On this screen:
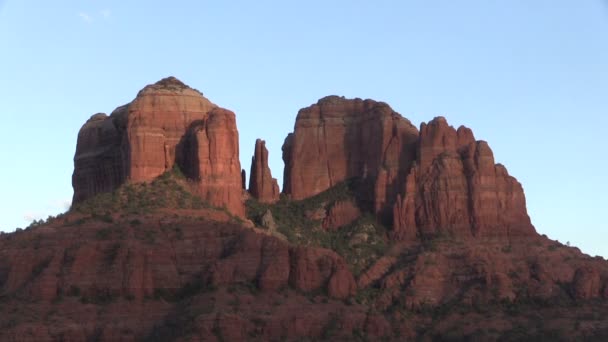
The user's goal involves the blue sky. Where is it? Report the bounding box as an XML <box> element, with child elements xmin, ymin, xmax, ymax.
<box><xmin>0</xmin><ymin>1</ymin><xmax>606</xmax><ymax>257</ymax></box>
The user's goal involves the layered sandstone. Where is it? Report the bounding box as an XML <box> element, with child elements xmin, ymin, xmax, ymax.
<box><xmin>71</xmin><ymin>113</ymin><xmax>126</xmax><ymax>203</ymax></box>
<box><xmin>2</xmin><ymin>210</ymin><xmax>607</xmax><ymax>341</ymax></box>
<box><xmin>126</xmin><ymin>76</ymin><xmax>217</xmax><ymax>181</ymax></box>
<box><xmin>9</xmin><ymin>87</ymin><xmax>608</xmax><ymax>341</ymax></box>
<box><xmin>248</xmin><ymin>139</ymin><xmax>280</xmax><ymax>203</ymax></box>
<box><xmin>282</xmin><ymin>96</ymin><xmax>419</xmax><ymax>218</ymax></box>
<box><xmin>281</xmin><ymin>97</ymin><xmax>534</xmax><ymax>239</ymax></box>
<box><xmin>392</xmin><ymin>117</ymin><xmax>534</xmax><ymax>239</ymax></box>
<box><xmin>72</xmin><ymin>77</ymin><xmax>244</xmax><ymax>216</ymax></box>
<box><xmin>572</xmin><ymin>266</ymin><xmax>603</xmax><ymax>299</ymax></box>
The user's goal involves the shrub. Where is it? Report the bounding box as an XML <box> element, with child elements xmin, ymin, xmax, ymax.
<box><xmin>95</xmin><ymin>228</ymin><xmax>112</xmax><ymax>240</ymax></box>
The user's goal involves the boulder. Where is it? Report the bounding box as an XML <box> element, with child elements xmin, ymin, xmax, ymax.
<box><xmin>322</xmin><ymin>200</ymin><xmax>361</xmax><ymax>230</ymax></box>
<box><xmin>288</xmin><ymin>246</ymin><xmax>356</xmax><ymax>299</ymax></box>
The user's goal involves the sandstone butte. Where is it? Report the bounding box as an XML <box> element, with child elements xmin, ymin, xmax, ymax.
<box><xmin>0</xmin><ymin>77</ymin><xmax>607</xmax><ymax>341</ymax></box>
<box><xmin>282</xmin><ymin>96</ymin><xmax>533</xmax><ymax>240</ymax></box>
<box><xmin>72</xmin><ymin>77</ymin><xmax>244</xmax><ymax>217</ymax></box>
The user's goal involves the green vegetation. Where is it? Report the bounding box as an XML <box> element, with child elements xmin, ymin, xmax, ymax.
<box><xmin>330</xmin><ymin>214</ymin><xmax>387</xmax><ymax>275</ymax></box>
<box><xmin>104</xmin><ymin>243</ymin><xmax>121</xmax><ymax>266</ymax></box>
<box><xmin>30</xmin><ymin>257</ymin><xmax>52</xmax><ymax>280</ymax></box>
<box><xmin>80</xmin><ymin>288</ymin><xmax>118</xmax><ymax>305</ymax></box>
<box><xmin>246</xmin><ymin>179</ymin><xmax>388</xmax><ymax>276</ymax></box>
<box><xmin>72</xmin><ymin>165</ymin><xmax>212</xmax><ymax>217</ymax></box>
<box><xmin>321</xmin><ymin>313</ymin><xmax>341</xmax><ymax>339</ymax></box>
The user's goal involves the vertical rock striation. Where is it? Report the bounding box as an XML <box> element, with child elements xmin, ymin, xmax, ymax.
<box><xmin>282</xmin><ymin>98</ymin><xmax>535</xmax><ymax>240</ymax></box>
<box><xmin>392</xmin><ymin>117</ymin><xmax>534</xmax><ymax>239</ymax></box>
<box><xmin>281</xmin><ymin>96</ymin><xmax>419</xmax><ymax>218</ymax></box>
<box><xmin>248</xmin><ymin>139</ymin><xmax>280</xmax><ymax>203</ymax></box>
<box><xmin>72</xmin><ymin>77</ymin><xmax>245</xmax><ymax>216</ymax></box>
<box><xmin>72</xmin><ymin>112</ymin><xmax>127</xmax><ymax>204</ymax></box>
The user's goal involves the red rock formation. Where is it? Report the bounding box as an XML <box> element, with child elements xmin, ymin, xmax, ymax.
<box><xmin>289</xmin><ymin>246</ymin><xmax>356</xmax><ymax>299</ymax></box>
<box><xmin>572</xmin><ymin>266</ymin><xmax>602</xmax><ymax>299</ymax></box>
<box><xmin>322</xmin><ymin>200</ymin><xmax>361</xmax><ymax>230</ymax></box>
<box><xmin>248</xmin><ymin>139</ymin><xmax>280</xmax><ymax>203</ymax></box>
<box><xmin>392</xmin><ymin>117</ymin><xmax>535</xmax><ymax>239</ymax></box>
<box><xmin>392</xmin><ymin>168</ymin><xmax>418</xmax><ymax>240</ymax></box>
<box><xmin>72</xmin><ymin>77</ymin><xmax>245</xmax><ymax>216</ymax></box>
<box><xmin>126</xmin><ymin>77</ymin><xmax>217</xmax><ymax>181</ymax></box>
<box><xmin>187</xmin><ymin>108</ymin><xmax>245</xmax><ymax>216</ymax></box>
<box><xmin>282</xmin><ymin>96</ymin><xmax>419</xmax><ymax>218</ymax></box>
<box><xmin>241</xmin><ymin>169</ymin><xmax>247</xmax><ymax>190</ymax></box>
<box><xmin>0</xmin><ymin>212</ymin><xmax>363</xmax><ymax>337</ymax></box>
<box><xmin>283</xmin><ymin>98</ymin><xmax>534</xmax><ymax>239</ymax></box>
<box><xmin>71</xmin><ymin>113</ymin><xmax>126</xmax><ymax>204</ymax></box>
<box><xmin>357</xmin><ymin>255</ymin><xmax>399</xmax><ymax>288</ymax></box>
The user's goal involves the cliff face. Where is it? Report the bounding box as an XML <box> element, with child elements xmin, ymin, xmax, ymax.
<box><xmin>281</xmin><ymin>96</ymin><xmax>419</xmax><ymax>218</ymax></box>
<box><xmin>0</xmin><ymin>211</ymin><xmax>359</xmax><ymax>341</ymax></box>
<box><xmin>392</xmin><ymin>117</ymin><xmax>534</xmax><ymax>240</ymax></box>
<box><xmin>51</xmin><ymin>81</ymin><xmax>608</xmax><ymax>341</ymax></box>
<box><xmin>71</xmin><ymin>112</ymin><xmax>127</xmax><ymax>203</ymax></box>
<box><xmin>248</xmin><ymin>139</ymin><xmax>280</xmax><ymax>203</ymax></box>
<box><xmin>1</xmin><ymin>206</ymin><xmax>607</xmax><ymax>341</ymax></box>
<box><xmin>72</xmin><ymin>77</ymin><xmax>244</xmax><ymax>216</ymax></box>
<box><xmin>282</xmin><ymin>99</ymin><xmax>534</xmax><ymax>240</ymax></box>
<box><xmin>125</xmin><ymin>76</ymin><xmax>217</xmax><ymax>182</ymax></box>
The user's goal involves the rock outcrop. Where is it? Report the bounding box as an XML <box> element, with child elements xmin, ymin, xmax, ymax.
<box><xmin>183</xmin><ymin>108</ymin><xmax>244</xmax><ymax>216</ymax></box>
<box><xmin>289</xmin><ymin>246</ymin><xmax>357</xmax><ymax>299</ymax></box>
<box><xmin>126</xmin><ymin>76</ymin><xmax>218</xmax><ymax>181</ymax></box>
<box><xmin>282</xmin><ymin>96</ymin><xmax>419</xmax><ymax>218</ymax></box>
<box><xmin>71</xmin><ymin>113</ymin><xmax>126</xmax><ymax>203</ymax></box>
<box><xmin>248</xmin><ymin>139</ymin><xmax>280</xmax><ymax>203</ymax></box>
<box><xmin>72</xmin><ymin>77</ymin><xmax>244</xmax><ymax>216</ymax></box>
<box><xmin>572</xmin><ymin>266</ymin><xmax>602</xmax><ymax>299</ymax></box>
<box><xmin>281</xmin><ymin>97</ymin><xmax>534</xmax><ymax>240</ymax></box>
<box><xmin>8</xmin><ymin>83</ymin><xmax>608</xmax><ymax>341</ymax></box>
<box><xmin>392</xmin><ymin>117</ymin><xmax>534</xmax><ymax>239</ymax></box>
<box><xmin>322</xmin><ymin>200</ymin><xmax>361</xmax><ymax>230</ymax></box>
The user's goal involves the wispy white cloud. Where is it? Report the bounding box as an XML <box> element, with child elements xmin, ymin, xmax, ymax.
<box><xmin>78</xmin><ymin>12</ymin><xmax>92</xmax><ymax>23</ymax></box>
<box><xmin>100</xmin><ymin>9</ymin><xmax>111</xmax><ymax>19</ymax></box>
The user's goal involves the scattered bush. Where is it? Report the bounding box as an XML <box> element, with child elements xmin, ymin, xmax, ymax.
<box><xmin>72</xmin><ymin>165</ymin><xmax>213</xmax><ymax>218</ymax></box>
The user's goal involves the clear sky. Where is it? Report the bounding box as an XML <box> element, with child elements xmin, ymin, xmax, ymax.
<box><xmin>0</xmin><ymin>1</ymin><xmax>606</xmax><ymax>257</ymax></box>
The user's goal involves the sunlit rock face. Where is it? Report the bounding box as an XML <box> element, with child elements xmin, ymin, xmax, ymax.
<box><xmin>282</xmin><ymin>96</ymin><xmax>419</xmax><ymax>219</ymax></box>
<box><xmin>72</xmin><ymin>77</ymin><xmax>244</xmax><ymax>216</ymax></box>
<box><xmin>392</xmin><ymin>117</ymin><xmax>535</xmax><ymax>240</ymax></box>
<box><xmin>282</xmin><ymin>97</ymin><xmax>534</xmax><ymax>240</ymax></box>
<box><xmin>248</xmin><ymin>139</ymin><xmax>280</xmax><ymax>203</ymax></box>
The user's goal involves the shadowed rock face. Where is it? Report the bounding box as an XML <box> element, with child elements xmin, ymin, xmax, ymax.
<box><xmin>71</xmin><ymin>112</ymin><xmax>127</xmax><ymax>203</ymax></box>
<box><xmin>72</xmin><ymin>77</ymin><xmax>244</xmax><ymax>216</ymax></box>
